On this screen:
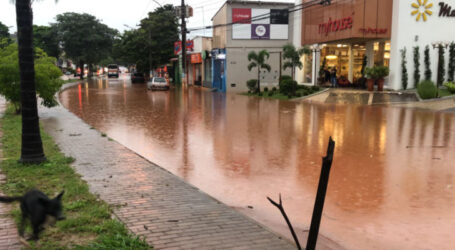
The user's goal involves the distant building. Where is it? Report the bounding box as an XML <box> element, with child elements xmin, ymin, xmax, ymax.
<box><xmin>186</xmin><ymin>36</ymin><xmax>213</xmax><ymax>88</ymax></box>
<box><xmin>211</xmin><ymin>0</ymin><xmax>295</xmax><ymax>92</ymax></box>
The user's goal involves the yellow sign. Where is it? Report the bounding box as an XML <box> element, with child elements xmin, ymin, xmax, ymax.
<box><xmin>411</xmin><ymin>0</ymin><xmax>433</xmax><ymax>21</ymax></box>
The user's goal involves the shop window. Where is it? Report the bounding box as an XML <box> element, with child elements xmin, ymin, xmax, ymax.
<box><xmin>302</xmin><ymin>53</ymin><xmax>313</xmax><ymax>84</ymax></box>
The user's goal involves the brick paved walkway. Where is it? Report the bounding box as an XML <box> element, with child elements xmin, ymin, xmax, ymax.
<box><xmin>0</xmin><ymin>98</ymin><xmax>22</xmax><ymax>250</ymax></box>
<box><xmin>39</xmin><ymin>101</ymin><xmax>295</xmax><ymax>249</ymax></box>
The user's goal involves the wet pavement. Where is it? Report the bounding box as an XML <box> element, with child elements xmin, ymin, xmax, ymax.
<box><xmin>59</xmin><ymin>76</ymin><xmax>455</xmax><ymax>250</ymax></box>
<box><xmin>323</xmin><ymin>90</ymin><xmax>419</xmax><ymax>105</ymax></box>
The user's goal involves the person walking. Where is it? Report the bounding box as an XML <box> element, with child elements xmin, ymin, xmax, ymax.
<box><xmin>330</xmin><ymin>67</ymin><xmax>337</xmax><ymax>88</ymax></box>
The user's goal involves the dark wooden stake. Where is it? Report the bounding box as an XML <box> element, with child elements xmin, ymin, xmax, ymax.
<box><xmin>306</xmin><ymin>137</ymin><xmax>336</xmax><ymax>250</ymax></box>
<box><xmin>267</xmin><ymin>194</ymin><xmax>301</xmax><ymax>250</ymax></box>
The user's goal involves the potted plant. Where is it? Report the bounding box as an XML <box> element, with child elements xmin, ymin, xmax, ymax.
<box><xmin>365</xmin><ymin>67</ymin><xmax>376</xmax><ymax>91</ymax></box>
<box><xmin>375</xmin><ymin>66</ymin><xmax>390</xmax><ymax>91</ymax></box>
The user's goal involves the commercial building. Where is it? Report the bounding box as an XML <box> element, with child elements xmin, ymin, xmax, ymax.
<box><xmin>187</xmin><ymin>36</ymin><xmax>213</xmax><ymax>88</ymax></box>
<box><xmin>294</xmin><ymin>0</ymin><xmax>455</xmax><ymax>90</ymax></box>
<box><xmin>211</xmin><ymin>0</ymin><xmax>295</xmax><ymax>92</ymax></box>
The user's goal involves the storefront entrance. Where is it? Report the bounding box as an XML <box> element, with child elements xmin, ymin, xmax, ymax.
<box><xmin>319</xmin><ymin>41</ymin><xmax>390</xmax><ymax>87</ymax></box>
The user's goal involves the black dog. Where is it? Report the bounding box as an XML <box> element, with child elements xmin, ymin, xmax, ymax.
<box><xmin>0</xmin><ymin>189</ymin><xmax>65</xmax><ymax>240</ymax></box>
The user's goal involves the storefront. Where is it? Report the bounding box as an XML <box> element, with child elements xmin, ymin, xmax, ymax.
<box><xmin>299</xmin><ymin>0</ymin><xmax>393</xmax><ymax>87</ymax></box>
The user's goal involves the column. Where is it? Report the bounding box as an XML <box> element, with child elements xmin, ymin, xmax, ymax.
<box><xmin>366</xmin><ymin>42</ymin><xmax>375</xmax><ymax>67</ymax></box>
<box><xmin>348</xmin><ymin>45</ymin><xmax>353</xmax><ymax>82</ymax></box>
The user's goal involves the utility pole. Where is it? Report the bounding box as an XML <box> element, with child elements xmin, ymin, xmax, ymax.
<box><xmin>181</xmin><ymin>0</ymin><xmax>186</xmax><ymax>84</ymax></box>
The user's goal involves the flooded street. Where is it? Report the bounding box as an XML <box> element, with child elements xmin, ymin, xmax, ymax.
<box><xmin>60</xmin><ymin>76</ymin><xmax>455</xmax><ymax>250</ymax></box>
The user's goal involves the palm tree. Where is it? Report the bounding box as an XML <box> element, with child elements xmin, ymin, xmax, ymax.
<box><xmin>11</xmin><ymin>0</ymin><xmax>57</xmax><ymax>163</ymax></box>
<box><xmin>282</xmin><ymin>44</ymin><xmax>310</xmax><ymax>80</ymax></box>
<box><xmin>247</xmin><ymin>50</ymin><xmax>271</xmax><ymax>92</ymax></box>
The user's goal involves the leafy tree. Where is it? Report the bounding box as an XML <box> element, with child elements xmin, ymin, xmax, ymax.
<box><xmin>33</xmin><ymin>25</ymin><xmax>60</xmax><ymax>58</ymax></box>
<box><xmin>424</xmin><ymin>45</ymin><xmax>432</xmax><ymax>80</ymax></box>
<box><xmin>0</xmin><ymin>43</ymin><xmax>62</xmax><ymax>112</ymax></box>
<box><xmin>55</xmin><ymin>12</ymin><xmax>117</xmax><ymax>79</ymax></box>
<box><xmin>10</xmin><ymin>0</ymin><xmax>59</xmax><ymax>163</ymax></box>
<box><xmin>247</xmin><ymin>50</ymin><xmax>271</xmax><ymax>92</ymax></box>
<box><xmin>282</xmin><ymin>43</ymin><xmax>310</xmax><ymax>80</ymax></box>
<box><xmin>139</xmin><ymin>4</ymin><xmax>179</xmax><ymax>73</ymax></box>
<box><xmin>115</xmin><ymin>28</ymin><xmax>150</xmax><ymax>73</ymax></box>
<box><xmin>0</xmin><ymin>21</ymin><xmax>11</xmax><ymax>43</ymax></box>
<box><xmin>413</xmin><ymin>46</ymin><xmax>420</xmax><ymax>87</ymax></box>
<box><xmin>448</xmin><ymin>42</ymin><xmax>455</xmax><ymax>82</ymax></box>
<box><xmin>437</xmin><ymin>44</ymin><xmax>446</xmax><ymax>88</ymax></box>
<box><xmin>400</xmin><ymin>48</ymin><xmax>408</xmax><ymax>90</ymax></box>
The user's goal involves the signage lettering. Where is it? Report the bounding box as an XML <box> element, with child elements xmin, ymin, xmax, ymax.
<box><xmin>359</xmin><ymin>28</ymin><xmax>388</xmax><ymax>34</ymax></box>
<box><xmin>318</xmin><ymin>17</ymin><xmax>353</xmax><ymax>36</ymax></box>
<box><xmin>439</xmin><ymin>2</ymin><xmax>455</xmax><ymax>17</ymax></box>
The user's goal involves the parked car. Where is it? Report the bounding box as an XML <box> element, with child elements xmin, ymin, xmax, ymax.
<box><xmin>107</xmin><ymin>64</ymin><xmax>119</xmax><ymax>78</ymax></box>
<box><xmin>131</xmin><ymin>72</ymin><xmax>146</xmax><ymax>83</ymax></box>
<box><xmin>147</xmin><ymin>77</ymin><xmax>169</xmax><ymax>90</ymax></box>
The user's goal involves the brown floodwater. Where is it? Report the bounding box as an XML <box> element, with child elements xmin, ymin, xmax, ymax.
<box><xmin>60</xmin><ymin>76</ymin><xmax>455</xmax><ymax>250</ymax></box>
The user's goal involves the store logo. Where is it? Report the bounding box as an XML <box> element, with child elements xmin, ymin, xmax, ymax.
<box><xmin>411</xmin><ymin>0</ymin><xmax>433</xmax><ymax>22</ymax></box>
<box><xmin>439</xmin><ymin>2</ymin><xmax>455</xmax><ymax>17</ymax></box>
<box><xmin>318</xmin><ymin>17</ymin><xmax>353</xmax><ymax>36</ymax></box>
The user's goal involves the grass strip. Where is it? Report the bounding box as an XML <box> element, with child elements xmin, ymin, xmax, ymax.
<box><xmin>0</xmin><ymin>106</ymin><xmax>151</xmax><ymax>249</ymax></box>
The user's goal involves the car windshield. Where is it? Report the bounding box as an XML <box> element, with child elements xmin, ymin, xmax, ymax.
<box><xmin>154</xmin><ymin>78</ymin><xmax>166</xmax><ymax>82</ymax></box>
<box><xmin>108</xmin><ymin>65</ymin><xmax>118</xmax><ymax>69</ymax></box>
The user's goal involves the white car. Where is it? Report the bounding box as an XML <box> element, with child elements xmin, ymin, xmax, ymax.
<box><xmin>147</xmin><ymin>77</ymin><xmax>169</xmax><ymax>90</ymax></box>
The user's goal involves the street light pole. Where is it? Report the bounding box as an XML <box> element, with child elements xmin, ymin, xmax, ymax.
<box><xmin>181</xmin><ymin>0</ymin><xmax>186</xmax><ymax>84</ymax></box>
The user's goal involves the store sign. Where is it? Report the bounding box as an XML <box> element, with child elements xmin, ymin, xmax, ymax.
<box><xmin>359</xmin><ymin>28</ymin><xmax>388</xmax><ymax>34</ymax></box>
<box><xmin>174</xmin><ymin>40</ymin><xmax>194</xmax><ymax>55</ymax></box>
<box><xmin>318</xmin><ymin>17</ymin><xmax>353</xmax><ymax>36</ymax></box>
<box><xmin>411</xmin><ymin>0</ymin><xmax>433</xmax><ymax>21</ymax></box>
<box><xmin>439</xmin><ymin>2</ymin><xmax>455</xmax><ymax>17</ymax></box>
<box><xmin>232</xmin><ymin>8</ymin><xmax>289</xmax><ymax>40</ymax></box>
<box><xmin>252</xmin><ymin>24</ymin><xmax>270</xmax><ymax>39</ymax></box>
<box><xmin>232</xmin><ymin>8</ymin><xmax>251</xmax><ymax>23</ymax></box>
<box><xmin>191</xmin><ymin>53</ymin><xmax>202</xmax><ymax>64</ymax></box>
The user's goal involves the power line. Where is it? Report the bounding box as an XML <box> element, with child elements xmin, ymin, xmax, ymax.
<box><xmin>187</xmin><ymin>0</ymin><xmax>329</xmax><ymax>32</ymax></box>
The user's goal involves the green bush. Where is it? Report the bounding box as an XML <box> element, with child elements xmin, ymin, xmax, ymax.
<box><xmin>311</xmin><ymin>86</ymin><xmax>320</xmax><ymax>92</ymax></box>
<box><xmin>280</xmin><ymin>75</ymin><xmax>292</xmax><ymax>83</ymax></box>
<box><xmin>272</xmin><ymin>87</ymin><xmax>277</xmax><ymax>92</ymax></box>
<box><xmin>267</xmin><ymin>91</ymin><xmax>273</xmax><ymax>97</ymax></box>
<box><xmin>246</xmin><ymin>79</ymin><xmax>258</xmax><ymax>92</ymax></box>
<box><xmin>263</xmin><ymin>87</ymin><xmax>269</xmax><ymax>92</ymax></box>
<box><xmin>0</xmin><ymin>43</ymin><xmax>63</xmax><ymax>112</ymax></box>
<box><xmin>444</xmin><ymin>82</ymin><xmax>455</xmax><ymax>93</ymax></box>
<box><xmin>418</xmin><ymin>80</ymin><xmax>438</xmax><ymax>99</ymax></box>
<box><xmin>279</xmin><ymin>79</ymin><xmax>298</xmax><ymax>96</ymax></box>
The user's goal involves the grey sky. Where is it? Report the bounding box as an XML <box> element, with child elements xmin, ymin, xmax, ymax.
<box><xmin>0</xmin><ymin>0</ymin><xmax>292</xmax><ymax>38</ymax></box>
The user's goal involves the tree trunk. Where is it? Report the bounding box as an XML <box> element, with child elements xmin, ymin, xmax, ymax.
<box><xmin>79</xmin><ymin>60</ymin><xmax>84</xmax><ymax>80</ymax></box>
<box><xmin>16</xmin><ymin>0</ymin><xmax>46</xmax><ymax>164</ymax></box>
<box><xmin>257</xmin><ymin>67</ymin><xmax>261</xmax><ymax>92</ymax></box>
<box><xmin>292</xmin><ymin>67</ymin><xmax>295</xmax><ymax>81</ymax></box>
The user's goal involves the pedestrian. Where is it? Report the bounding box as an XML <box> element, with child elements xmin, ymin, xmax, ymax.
<box><xmin>330</xmin><ymin>67</ymin><xmax>337</xmax><ymax>87</ymax></box>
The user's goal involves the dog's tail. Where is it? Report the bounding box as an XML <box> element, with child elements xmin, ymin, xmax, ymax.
<box><xmin>0</xmin><ymin>196</ymin><xmax>22</xmax><ymax>203</ymax></box>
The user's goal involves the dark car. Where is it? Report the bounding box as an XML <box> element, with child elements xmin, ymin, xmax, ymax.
<box><xmin>131</xmin><ymin>72</ymin><xmax>145</xmax><ymax>83</ymax></box>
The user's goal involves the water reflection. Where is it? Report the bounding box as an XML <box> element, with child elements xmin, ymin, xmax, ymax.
<box><xmin>60</xmin><ymin>77</ymin><xmax>455</xmax><ymax>249</ymax></box>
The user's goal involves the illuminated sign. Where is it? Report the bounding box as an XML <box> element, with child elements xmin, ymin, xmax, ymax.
<box><xmin>318</xmin><ymin>17</ymin><xmax>353</xmax><ymax>36</ymax></box>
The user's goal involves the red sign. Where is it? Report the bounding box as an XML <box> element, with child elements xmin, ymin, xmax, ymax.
<box><xmin>359</xmin><ymin>28</ymin><xmax>387</xmax><ymax>35</ymax></box>
<box><xmin>174</xmin><ymin>40</ymin><xmax>194</xmax><ymax>55</ymax></box>
<box><xmin>232</xmin><ymin>8</ymin><xmax>251</xmax><ymax>24</ymax></box>
<box><xmin>191</xmin><ymin>54</ymin><xmax>202</xmax><ymax>64</ymax></box>
<box><xmin>318</xmin><ymin>17</ymin><xmax>353</xmax><ymax>36</ymax></box>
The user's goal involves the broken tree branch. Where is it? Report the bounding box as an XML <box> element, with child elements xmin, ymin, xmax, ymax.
<box><xmin>267</xmin><ymin>193</ymin><xmax>302</xmax><ymax>250</ymax></box>
<box><xmin>306</xmin><ymin>136</ymin><xmax>336</xmax><ymax>250</ymax></box>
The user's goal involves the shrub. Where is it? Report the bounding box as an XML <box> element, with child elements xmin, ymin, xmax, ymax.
<box><xmin>297</xmin><ymin>85</ymin><xmax>309</xmax><ymax>90</ymax></box>
<box><xmin>296</xmin><ymin>93</ymin><xmax>302</xmax><ymax>97</ymax></box>
<box><xmin>280</xmin><ymin>75</ymin><xmax>292</xmax><ymax>83</ymax></box>
<box><xmin>418</xmin><ymin>80</ymin><xmax>438</xmax><ymax>99</ymax></box>
<box><xmin>279</xmin><ymin>79</ymin><xmax>298</xmax><ymax>96</ymax></box>
<box><xmin>268</xmin><ymin>91</ymin><xmax>274</xmax><ymax>97</ymax></box>
<box><xmin>401</xmin><ymin>47</ymin><xmax>408</xmax><ymax>90</ymax></box>
<box><xmin>311</xmin><ymin>86</ymin><xmax>320</xmax><ymax>92</ymax></box>
<box><xmin>264</xmin><ymin>87</ymin><xmax>269</xmax><ymax>92</ymax></box>
<box><xmin>444</xmin><ymin>82</ymin><xmax>455</xmax><ymax>93</ymax></box>
<box><xmin>272</xmin><ymin>87</ymin><xmax>277</xmax><ymax>92</ymax></box>
<box><xmin>258</xmin><ymin>92</ymin><xmax>263</xmax><ymax>97</ymax></box>
<box><xmin>246</xmin><ymin>79</ymin><xmax>257</xmax><ymax>92</ymax></box>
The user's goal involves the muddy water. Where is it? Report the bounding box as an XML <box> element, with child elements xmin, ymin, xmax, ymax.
<box><xmin>60</xmin><ymin>77</ymin><xmax>455</xmax><ymax>250</ymax></box>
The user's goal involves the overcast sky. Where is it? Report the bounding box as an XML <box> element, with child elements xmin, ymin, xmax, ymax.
<box><xmin>0</xmin><ymin>0</ymin><xmax>293</xmax><ymax>38</ymax></box>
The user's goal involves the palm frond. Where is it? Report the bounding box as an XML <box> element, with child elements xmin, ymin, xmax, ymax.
<box><xmin>283</xmin><ymin>62</ymin><xmax>293</xmax><ymax>70</ymax></box>
<box><xmin>261</xmin><ymin>63</ymin><xmax>271</xmax><ymax>72</ymax></box>
<box><xmin>259</xmin><ymin>50</ymin><xmax>270</xmax><ymax>60</ymax></box>
<box><xmin>248</xmin><ymin>62</ymin><xmax>257</xmax><ymax>71</ymax></box>
<box><xmin>248</xmin><ymin>51</ymin><xmax>258</xmax><ymax>62</ymax></box>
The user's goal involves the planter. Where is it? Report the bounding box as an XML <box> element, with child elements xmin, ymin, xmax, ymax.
<box><xmin>377</xmin><ymin>78</ymin><xmax>384</xmax><ymax>91</ymax></box>
<box><xmin>367</xmin><ymin>79</ymin><xmax>375</xmax><ymax>91</ymax></box>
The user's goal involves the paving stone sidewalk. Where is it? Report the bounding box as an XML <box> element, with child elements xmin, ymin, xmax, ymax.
<box><xmin>0</xmin><ymin>98</ymin><xmax>22</xmax><ymax>250</ymax></box>
<box><xmin>39</xmin><ymin>103</ymin><xmax>295</xmax><ymax>249</ymax></box>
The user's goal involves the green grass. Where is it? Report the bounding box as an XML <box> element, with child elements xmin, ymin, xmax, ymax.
<box><xmin>63</xmin><ymin>78</ymin><xmax>82</xmax><ymax>84</ymax></box>
<box><xmin>0</xmin><ymin>106</ymin><xmax>151</xmax><ymax>249</ymax></box>
<box><xmin>439</xmin><ymin>88</ymin><xmax>455</xmax><ymax>97</ymax></box>
<box><xmin>243</xmin><ymin>87</ymin><xmax>324</xmax><ymax>100</ymax></box>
